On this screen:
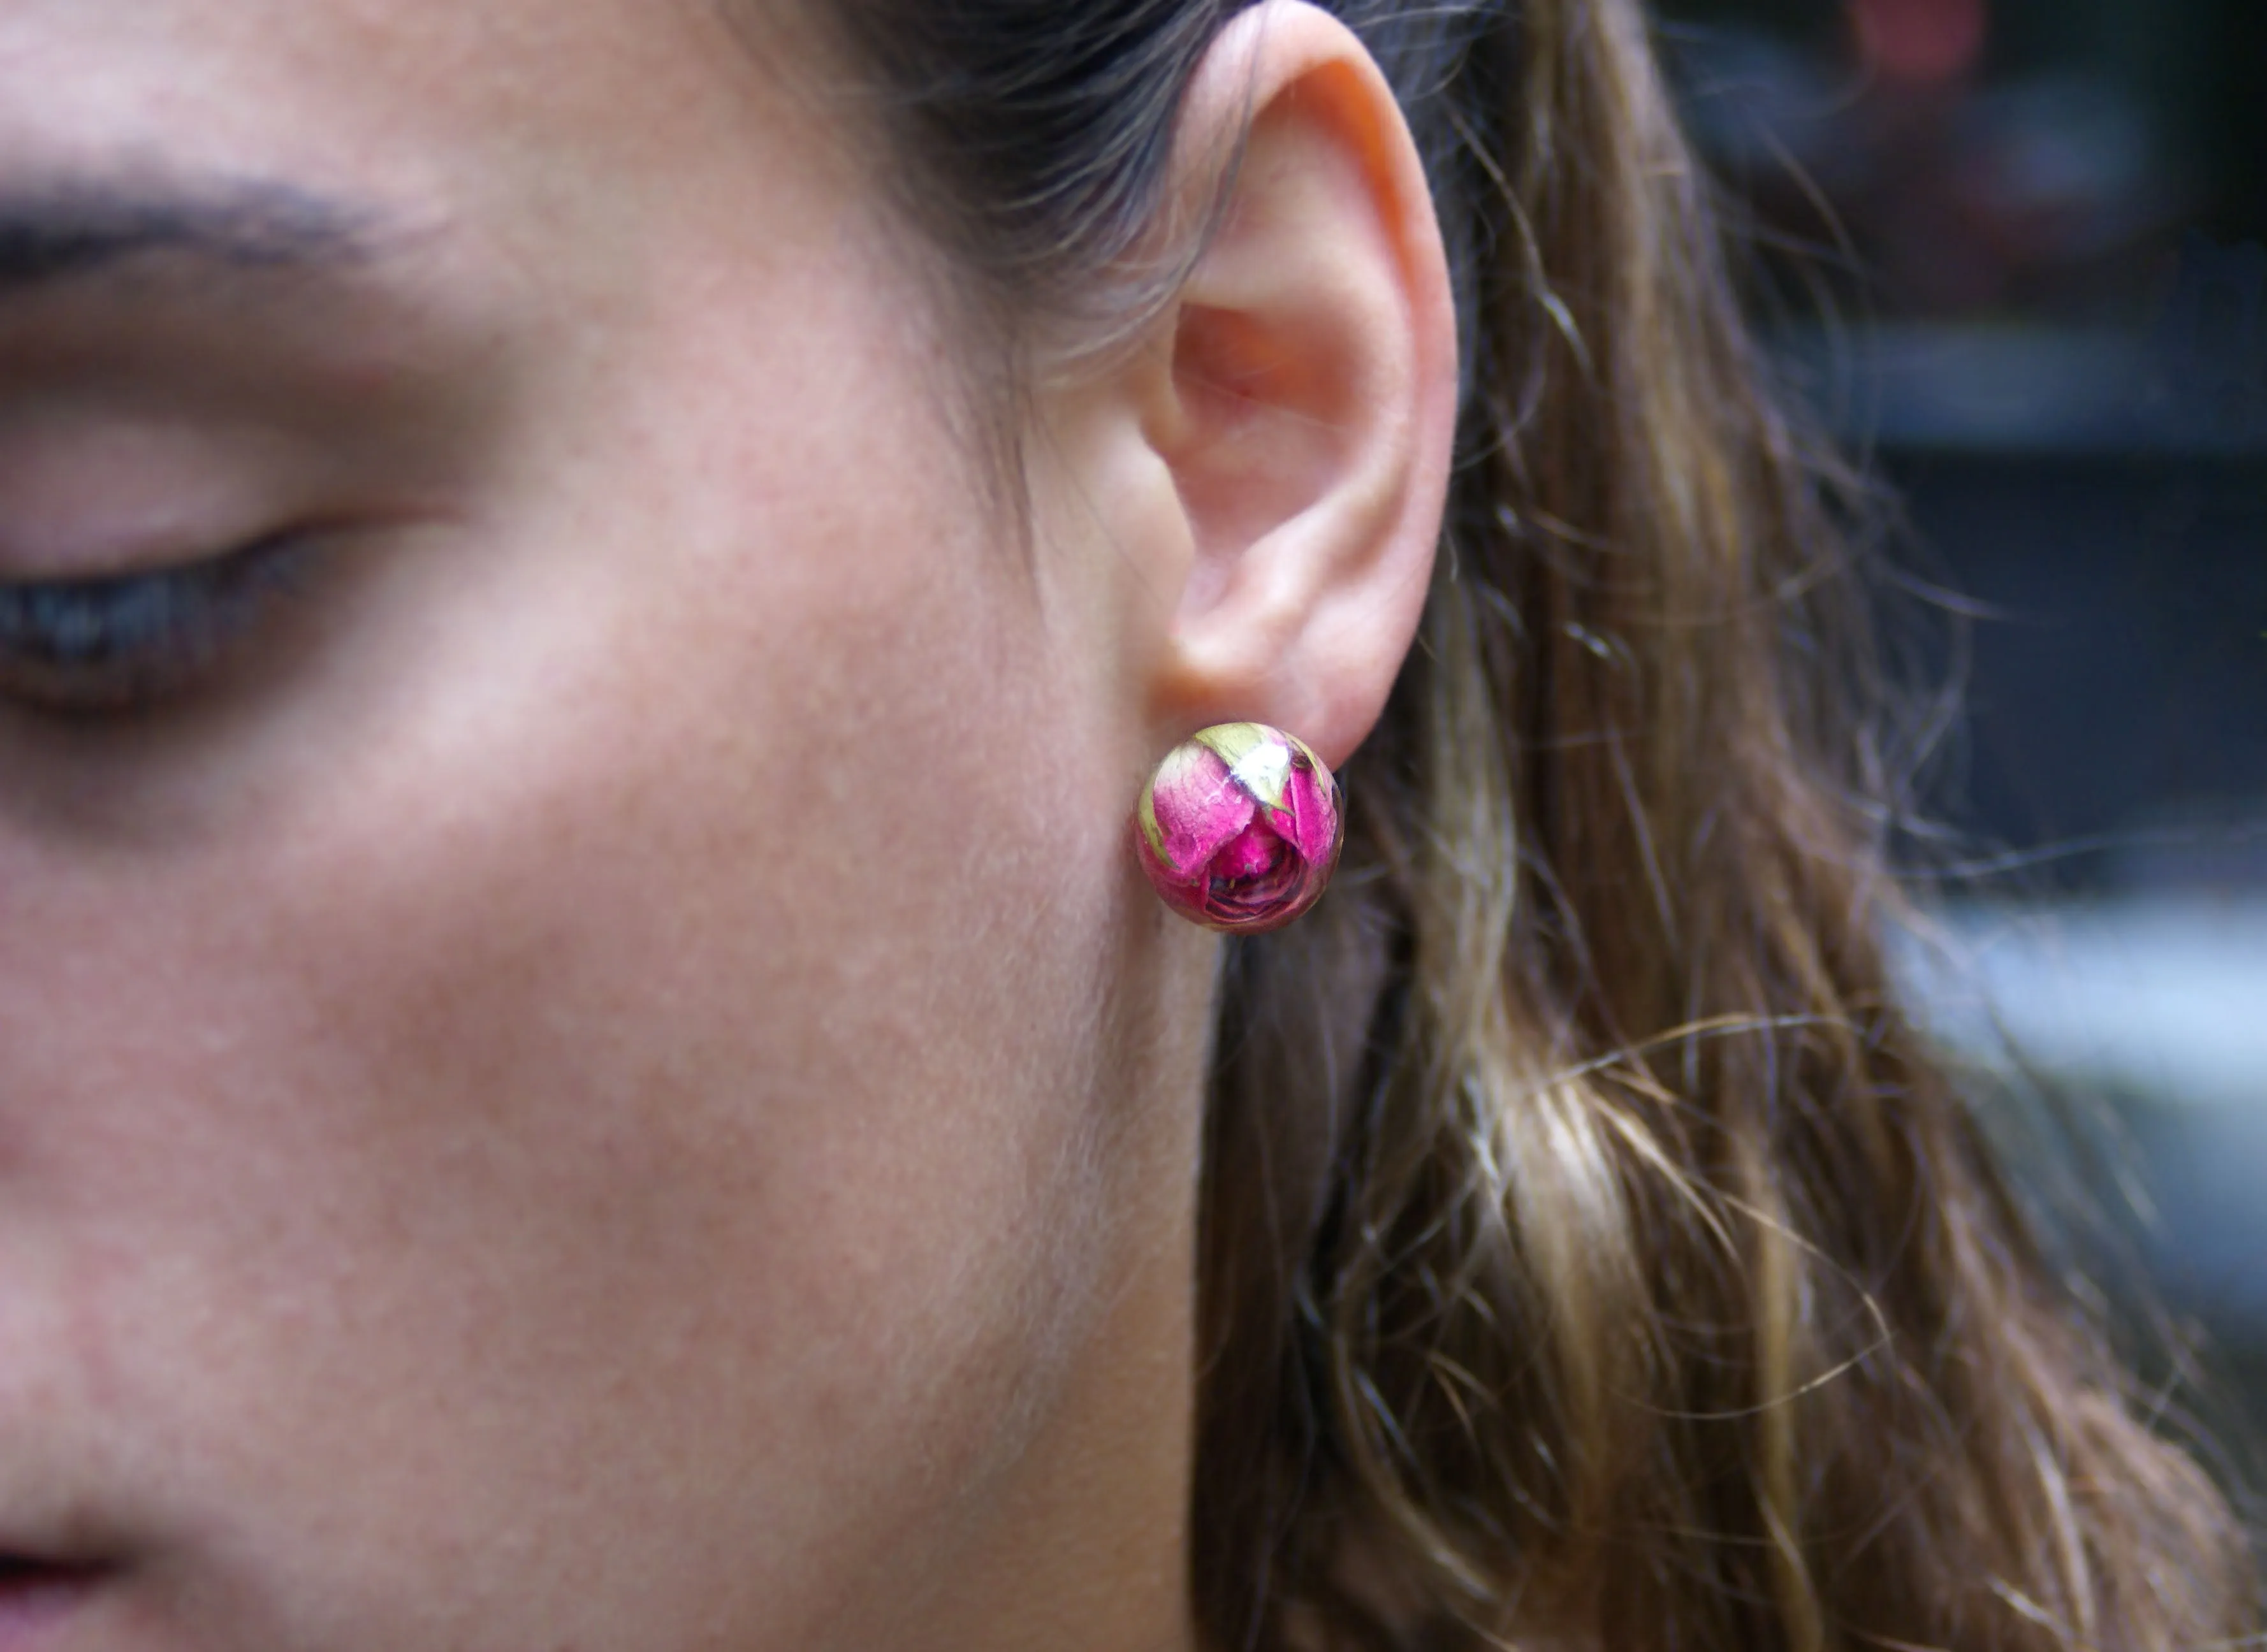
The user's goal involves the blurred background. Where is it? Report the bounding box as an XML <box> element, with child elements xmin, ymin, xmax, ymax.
<box><xmin>1652</xmin><ymin>0</ymin><xmax>2266</xmax><ymax>1481</ymax></box>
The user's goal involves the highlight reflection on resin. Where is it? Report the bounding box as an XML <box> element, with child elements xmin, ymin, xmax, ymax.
<box><xmin>1135</xmin><ymin>723</ymin><xmax>1343</xmax><ymax>933</ymax></box>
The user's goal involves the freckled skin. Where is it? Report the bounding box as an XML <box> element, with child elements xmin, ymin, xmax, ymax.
<box><xmin>0</xmin><ymin>3</ymin><xmax>1213</xmax><ymax>1649</ymax></box>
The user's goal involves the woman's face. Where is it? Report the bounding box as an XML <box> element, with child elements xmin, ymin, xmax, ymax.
<box><xmin>0</xmin><ymin>1</ymin><xmax>1208</xmax><ymax>1646</ymax></box>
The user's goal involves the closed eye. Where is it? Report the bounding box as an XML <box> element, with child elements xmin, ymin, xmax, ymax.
<box><xmin>0</xmin><ymin>536</ymin><xmax>315</xmax><ymax>714</ymax></box>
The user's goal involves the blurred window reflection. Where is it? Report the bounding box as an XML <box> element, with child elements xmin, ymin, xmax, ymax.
<box><xmin>1662</xmin><ymin>0</ymin><xmax>2267</xmax><ymax>1451</ymax></box>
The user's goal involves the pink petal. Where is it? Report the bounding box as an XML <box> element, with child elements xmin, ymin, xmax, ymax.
<box><xmin>1265</xmin><ymin>749</ymin><xmax>1341</xmax><ymax>867</ymax></box>
<box><xmin>1143</xmin><ymin>742</ymin><xmax>1255</xmax><ymax>882</ymax></box>
<box><xmin>1200</xmin><ymin>820</ymin><xmax>1305</xmax><ymax>924</ymax></box>
<box><xmin>1213</xmin><ymin>818</ymin><xmax>1285</xmax><ymax>881</ymax></box>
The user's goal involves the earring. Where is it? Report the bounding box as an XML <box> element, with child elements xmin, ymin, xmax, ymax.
<box><xmin>1134</xmin><ymin>723</ymin><xmax>1343</xmax><ymax>934</ymax></box>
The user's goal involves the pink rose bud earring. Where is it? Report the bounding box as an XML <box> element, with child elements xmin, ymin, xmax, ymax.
<box><xmin>1134</xmin><ymin>723</ymin><xmax>1344</xmax><ymax>933</ymax></box>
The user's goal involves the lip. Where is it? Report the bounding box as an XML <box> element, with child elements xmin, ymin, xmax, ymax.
<box><xmin>0</xmin><ymin>1560</ymin><xmax>110</xmax><ymax>1650</ymax></box>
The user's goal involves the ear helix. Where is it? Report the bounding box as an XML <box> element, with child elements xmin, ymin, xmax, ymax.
<box><xmin>1133</xmin><ymin>723</ymin><xmax>1343</xmax><ymax>933</ymax></box>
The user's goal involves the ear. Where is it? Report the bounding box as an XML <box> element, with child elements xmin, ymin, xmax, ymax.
<box><xmin>1135</xmin><ymin>0</ymin><xmax>1457</xmax><ymax>769</ymax></box>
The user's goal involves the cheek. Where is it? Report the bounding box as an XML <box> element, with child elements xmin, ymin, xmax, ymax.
<box><xmin>0</xmin><ymin>384</ymin><xmax>1135</xmax><ymax>1644</ymax></box>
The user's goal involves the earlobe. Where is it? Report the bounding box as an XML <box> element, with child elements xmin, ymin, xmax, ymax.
<box><xmin>1141</xmin><ymin>0</ymin><xmax>1457</xmax><ymax>770</ymax></box>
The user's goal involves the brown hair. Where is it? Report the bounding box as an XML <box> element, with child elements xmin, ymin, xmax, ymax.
<box><xmin>807</xmin><ymin>1</ymin><xmax>2256</xmax><ymax>1646</ymax></box>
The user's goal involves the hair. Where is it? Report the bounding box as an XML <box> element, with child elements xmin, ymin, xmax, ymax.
<box><xmin>801</xmin><ymin>1</ymin><xmax>2256</xmax><ymax>1648</ymax></box>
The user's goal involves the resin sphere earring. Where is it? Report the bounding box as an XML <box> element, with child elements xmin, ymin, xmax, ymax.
<box><xmin>1134</xmin><ymin>723</ymin><xmax>1344</xmax><ymax>934</ymax></box>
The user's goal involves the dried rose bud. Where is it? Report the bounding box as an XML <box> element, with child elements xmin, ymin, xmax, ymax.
<box><xmin>1134</xmin><ymin>723</ymin><xmax>1343</xmax><ymax>933</ymax></box>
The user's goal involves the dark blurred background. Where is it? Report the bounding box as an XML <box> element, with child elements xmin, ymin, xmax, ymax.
<box><xmin>1653</xmin><ymin>0</ymin><xmax>2266</xmax><ymax>1481</ymax></box>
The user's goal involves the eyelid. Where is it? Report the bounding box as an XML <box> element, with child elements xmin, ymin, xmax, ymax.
<box><xmin>0</xmin><ymin>534</ymin><xmax>316</xmax><ymax>714</ymax></box>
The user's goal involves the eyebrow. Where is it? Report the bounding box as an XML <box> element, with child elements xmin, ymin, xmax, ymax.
<box><xmin>0</xmin><ymin>180</ymin><xmax>384</xmax><ymax>294</ymax></box>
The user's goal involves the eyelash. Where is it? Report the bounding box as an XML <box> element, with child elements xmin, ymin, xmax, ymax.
<box><xmin>0</xmin><ymin>537</ymin><xmax>312</xmax><ymax>713</ymax></box>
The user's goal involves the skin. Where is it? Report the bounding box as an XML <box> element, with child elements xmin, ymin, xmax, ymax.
<box><xmin>0</xmin><ymin>1</ymin><xmax>1452</xmax><ymax>1648</ymax></box>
